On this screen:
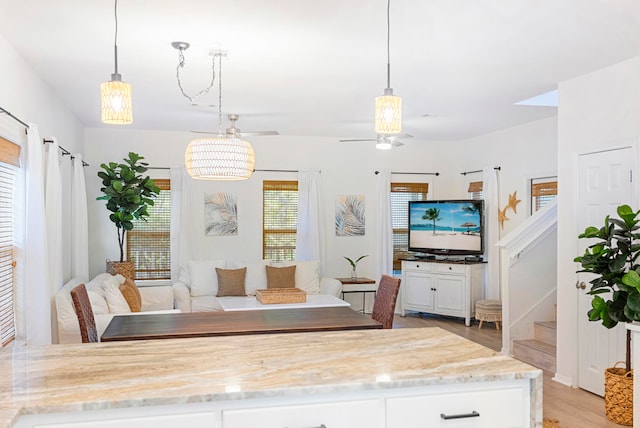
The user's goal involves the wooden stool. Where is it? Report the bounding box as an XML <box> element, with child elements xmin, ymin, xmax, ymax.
<box><xmin>476</xmin><ymin>299</ymin><xmax>502</xmax><ymax>330</ymax></box>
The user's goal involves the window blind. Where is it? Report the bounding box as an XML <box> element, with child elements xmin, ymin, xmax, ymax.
<box><xmin>531</xmin><ymin>179</ymin><xmax>557</xmax><ymax>212</ymax></box>
<box><xmin>391</xmin><ymin>182</ymin><xmax>429</xmax><ymax>271</ymax></box>
<box><xmin>126</xmin><ymin>179</ymin><xmax>171</xmax><ymax>280</ymax></box>
<box><xmin>263</xmin><ymin>180</ymin><xmax>298</xmax><ymax>261</ymax></box>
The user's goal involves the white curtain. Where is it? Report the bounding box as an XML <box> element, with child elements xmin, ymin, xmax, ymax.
<box><xmin>483</xmin><ymin>167</ymin><xmax>500</xmax><ymax>300</ymax></box>
<box><xmin>44</xmin><ymin>137</ymin><xmax>62</xmax><ymax>343</ymax></box>
<box><xmin>18</xmin><ymin>123</ymin><xmax>51</xmax><ymax>345</ymax></box>
<box><xmin>170</xmin><ymin>166</ymin><xmax>203</xmax><ymax>281</ymax></box>
<box><xmin>374</xmin><ymin>171</ymin><xmax>393</xmax><ymax>280</ymax></box>
<box><xmin>295</xmin><ymin>170</ymin><xmax>325</xmax><ymax>271</ymax></box>
<box><xmin>71</xmin><ymin>153</ymin><xmax>89</xmax><ymax>281</ymax></box>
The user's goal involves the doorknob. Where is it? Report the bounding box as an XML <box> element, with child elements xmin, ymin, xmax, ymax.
<box><xmin>575</xmin><ymin>281</ymin><xmax>586</xmax><ymax>290</ymax></box>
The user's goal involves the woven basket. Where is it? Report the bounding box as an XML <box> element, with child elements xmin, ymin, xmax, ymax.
<box><xmin>604</xmin><ymin>362</ymin><xmax>633</xmax><ymax>426</ymax></box>
<box><xmin>256</xmin><ymin>288</ymin><xmax>306</xmax><ymax>304</ymax></box>
<box><xmin>106</xmin><ymin>260</ymin><xmax>135</xmax><ymax>280</ymax></box>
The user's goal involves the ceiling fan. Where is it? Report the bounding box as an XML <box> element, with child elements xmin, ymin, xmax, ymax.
<box><xmin>191</xmin><ymin>114</ymin><xmax>279</xmax><ymax>137</ymax></box>
<box><xmin>339</xmin><ymin>134</ymin><xmax>412</xmax><ymax>149</ymax></box>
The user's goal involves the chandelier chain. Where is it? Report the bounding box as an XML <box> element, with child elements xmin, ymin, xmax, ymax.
<box><xmin>175</xmin><ymin>47</ymin><xmax>217</xmax><ymax>103</ymax></box>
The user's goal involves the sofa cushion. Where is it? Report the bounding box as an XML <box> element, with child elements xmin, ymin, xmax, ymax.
<box><xmin>277</xmin><ymin>260</ymin><xmax>321</xmax><ymax>294</ymax></box>
<box><xmin>119</xmin><ymin>278</ymin><xmax>142</xmax><ymax>312</ymax></box>
<box><xmin>266</xmin><ymin>265</ymin><xmax>296</xmax><ymax>289</ymax></box>
<box><xmin>104</xmin><ymin>281</ymin><xmax>131</xmax><ymax>314</ymax></box>
<box><xmin>86</xmin><ymin>289</ymin><xmax>110</xmax><ymax>315</ymax></box>
<box><xmin>227</xmin><ymin>260</ymin><xmax>271</xmax><ymax>296</ymax></box>
<box><xmin>216</xmin><ymin>267</ymin><xmax>247</xmax><ymax>297</ymax></box>
<box><xmin>189</xmin><ymin>259</ymin><xmax>226</xmax><ymax>297</ymax></box>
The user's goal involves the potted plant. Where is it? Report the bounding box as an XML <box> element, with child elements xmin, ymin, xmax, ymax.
<box><xmin>575</xmin><ymin>204</ymin><xmax>640</xmax><ymax>426</ymax></box>
<box><xmin>344</xmin><ymin>255</ymin><xmax>368</xmax><ymax>280</ymax></box>
<box><xmin>97</xmin><ymin>152</ymin><xmax>160</xmax><ymax>279</ymax></box>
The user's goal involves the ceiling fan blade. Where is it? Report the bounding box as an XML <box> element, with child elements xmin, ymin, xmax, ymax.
<box><xmin>190</xmin><ymin>130</ymin><xmax>221</xmax><ymax>135</ymax></box>
<box><xmin>339</xmin><ymin>138</ymin><xmax>378</xmax><ymax>143</ymax></box>
<box><xmin>391</xmin><ymin>140</ymin><xmax>405</xmax><ymax>147</ymax></box>
<box><xmin>386</xmin><ymin>134</ymin><xmax>413</xmax><ymax>141</ymax></box>
<box><xmin>239</xmin><ymin>130</ymin><xmax>279</xmax><ymax>136</ymax></box>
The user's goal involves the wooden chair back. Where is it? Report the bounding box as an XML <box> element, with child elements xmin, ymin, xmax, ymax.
<box><xmin>371</xmin><ymin>274</ymin><xmax>401</xmax><ymax>329</ymax></box>
<box><xmin>70</xmin><ymin>283</ymin><xmax>99</xmax><ymax>343</ymax></box>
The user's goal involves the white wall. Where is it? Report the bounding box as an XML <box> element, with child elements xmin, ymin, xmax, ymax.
<box><xmin>556</xmin><ymin>56</ymin><xmax>640</xmax><ymax>386</ymax></box>
<box><xmin>84</xmin><ymin>118</ymin><xmax>559</xmax><ymax>282</ymax></box>
<box><xmin>0</xmin><ymin>34</ymin><xmax>84</xmax><ymax>283</ymax></box>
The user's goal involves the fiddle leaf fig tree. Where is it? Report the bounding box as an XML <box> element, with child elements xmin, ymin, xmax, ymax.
<box><xmin>97</xmin><ymin>152</ymin><xmax>160</xmax><ymax>263</ymax></box>
<box><xmin>574</xmin><ymin>204</ymin><xmax>640</xmax><ymax>371</ymax></box>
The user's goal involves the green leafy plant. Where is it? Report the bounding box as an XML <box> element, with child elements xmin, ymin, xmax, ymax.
<box><xmin>97</xmin><ymin>152</ymin><xmax>160</xmax><ymax>263</ymax></box>
<box><xmin>574</xmin><ymin>204</ymin><xmax>640</xmax><ymax>371</ymax></box>
<box><xmin>344</xmin><ymin>255</ymin><xmax>368</xmax><ymax>269</ymax></box>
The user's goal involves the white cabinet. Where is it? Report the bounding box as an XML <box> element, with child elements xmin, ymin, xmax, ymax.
<box><xmin>401</xmin><ymin>260</ymin><xmax>484</xmax><ymax>326</ymax></box>
<box><xmin>386</xmin><ymin>382</ymin><xmax>530</xmax><ymax>427</ymax></box>
<box><xmin>223</xmin><ymin>399</ymin><xmax>384</xmax><ymax>428</ymax></box>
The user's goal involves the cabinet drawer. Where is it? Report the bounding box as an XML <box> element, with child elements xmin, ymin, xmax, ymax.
<box><xmin>386</xmin><ymin>385</ymin><xmax>529</xmax><ymax>427</ymax></box>
<box><xmin>435</xmin><ymin>263</ymin><xmax>467</xmax><ymax>274</ymax></box>
<box><xmin>223</xmin><ymin>399</ymin><xmax>383</xmax><ymax>428</ymax></box>
<box><xmin>404</xmin><ymin>262</ymin><xmax>433</xmax><ymax>272</ymax></box>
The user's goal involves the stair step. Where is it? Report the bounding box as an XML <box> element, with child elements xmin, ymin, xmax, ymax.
<box><xmin>512</xmin><ymin>339</ymin><xmax>556</xmax><ymax>373</ymax></box>
<box><xmin>534</xmin><ymin>321</ymin><xmax>557</xmax><ymax>347</ymax></box>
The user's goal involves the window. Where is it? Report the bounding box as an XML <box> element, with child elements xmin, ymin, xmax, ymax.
<box><xmin>126</xmin><ymin>178</ymin><xmax>171</xmax><ymax>280</ymax></box>
<box><xmin>0</xmin><ymin>137</ymin><xmax>19</xmax><ymax>347</ymax></box>
<box><xmin>391</xmin><ymin>182</ymin><xmax>429</xmax><ymax>272</ymax></box>
<box><xmin>263</xmin><ymin>180</ymin><xmax>298</xmax><ymax>261</ymax></box>
<box><xmin>468</xmin><ymin>181</ymin><xmax>483</xmax><ymax>200</ymax></box>
<box><xmin>531</xmin><ymin>178</ymin><xmax>557</xmax><ymax>213</ymax></box>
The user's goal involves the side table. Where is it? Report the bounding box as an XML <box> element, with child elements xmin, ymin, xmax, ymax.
<box><xmin>336</xmin><ymin>277</ymin><xmax>377</xmax><ymax>314</ymax></box>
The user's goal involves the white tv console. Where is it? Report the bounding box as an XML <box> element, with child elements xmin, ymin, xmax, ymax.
<box><xmin>400</xmin><ymin>259</ymin><xmax>485</xmax><ymax>326</ymax></box>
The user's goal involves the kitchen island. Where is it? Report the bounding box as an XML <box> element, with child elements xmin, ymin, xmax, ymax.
<box><xmin>1</xmin><ymin>327</ymin><xmax>542</xmax><ymax>427</ymax></box>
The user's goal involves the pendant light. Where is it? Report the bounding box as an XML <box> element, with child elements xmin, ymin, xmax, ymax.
<box><xmin>100</xmin><ymin>0</ymin><xmax>133</xmax><ymax>125</ymax></box>
<box><xmin>184</xmin><ymin>52</ymin><xmax>255</xmax><ymax>180</ymax></box>
<box><xmin>374</xmin><ymin>0</ymin><xmax>401</xmax><ymax>135</ymax></box>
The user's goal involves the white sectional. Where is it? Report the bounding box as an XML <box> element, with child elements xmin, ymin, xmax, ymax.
<box><xmin>55</xmin><ymin>274</ymin><xmax>179</xmax><ymax>344</ymax></box>
<box><xmin>173</xmin><ymin>259</ymin><xmax>342</xmax><ymax>313</ymax></box>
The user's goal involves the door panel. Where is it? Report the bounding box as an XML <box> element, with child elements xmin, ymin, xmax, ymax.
<box><xmin>577</xmin><ymin>147</ymin><xmax>633</xmax><ymax>396</ymax></box>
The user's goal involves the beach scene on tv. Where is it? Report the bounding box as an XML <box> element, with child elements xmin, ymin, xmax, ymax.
<box><xmin>409</xmin><ymin>201</ymin><xmax>482</xmax><ymax>252</ymax></box>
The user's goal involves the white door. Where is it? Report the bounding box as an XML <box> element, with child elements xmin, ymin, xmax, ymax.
<box><xmin>577</xmin><ymin>147</ymin><xmax>634</xmax><ymax>396</ymax></box>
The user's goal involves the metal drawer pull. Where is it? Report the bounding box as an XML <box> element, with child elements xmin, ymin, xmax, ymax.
<box><xmin>440</xmin><ymin>410</ymin><xmax>480</xmax><ymax>420</ymax></box>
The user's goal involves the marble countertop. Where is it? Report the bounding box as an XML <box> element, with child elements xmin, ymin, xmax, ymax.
<box><xmin>0</xmin><ymin>327</ymin><xmax>541</xmax><ymax>427</ymax></box>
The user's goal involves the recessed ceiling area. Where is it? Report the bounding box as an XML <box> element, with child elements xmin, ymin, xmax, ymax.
<box><xmin>1</xmin><ymin>0</ymin><xmax>639</xmax><ymax>142</ymax></box>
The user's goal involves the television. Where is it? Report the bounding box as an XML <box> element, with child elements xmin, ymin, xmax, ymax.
<box><xmin>408</xmin><ymin>199</ymin><xmax>484</xmax><ymax>258</ymax></box>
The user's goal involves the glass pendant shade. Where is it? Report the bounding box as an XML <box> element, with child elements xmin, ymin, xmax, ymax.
<box><xmin>101</xmin><ymin>78</ymin><xmax>133</xmax><ymax>125</ymax></box>
<box><xmin>185</xmin><ymin>136</ymin><xmax>256</xmax><ymax>180</ymax></box>
<box><xmin>374</xmin><ymin>93</ymin><xmax>402</xmax><ymax>134</ymax></box>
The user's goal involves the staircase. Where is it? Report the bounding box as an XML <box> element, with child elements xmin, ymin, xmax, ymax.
<box><xmin>512</xmin><ymin>321</ymin><xmax>557</xmax><ymax>373</ymax></box>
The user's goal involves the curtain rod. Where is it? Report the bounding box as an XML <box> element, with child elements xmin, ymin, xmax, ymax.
<box><xmin>375</xmin><ymin>170</ymin><xmax>440</xmax><ymax>176</ymax></box>
<box><xmin>42</xmin><ymin>139</ymin><xmax>89</xmax><ymax>166</ymax></box>
<box><xmin>460</xmin><ymin>166</ymin><xmax>501</xmax><ymax>176</ymax></box>
<box><xmin>0</xmin><ymin>106</ymin><xmax>29</xmax><ymax>133</ymax></box>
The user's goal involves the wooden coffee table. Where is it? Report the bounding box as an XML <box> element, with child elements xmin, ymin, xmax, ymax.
<box><xmin>101</xmin><ymin>306</ymin><xmax>382</xmax><ymax>342</ymax></box>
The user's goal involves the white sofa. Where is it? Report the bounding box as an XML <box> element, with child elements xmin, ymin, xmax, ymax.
<box><xmin>173</xmin><ymin>259</ymin><xmax>342</xmax><ymax>312</ymax></box>
<box><xmin>56</xmin><ymin>273</ymin><xmax>179</xmax><ymax>344</ymax></box>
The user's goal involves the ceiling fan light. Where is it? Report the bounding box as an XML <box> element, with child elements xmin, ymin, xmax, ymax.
<box><xmin>100</xmin><ymin>78</ymin><xmax>133</xmax><ymax>125</ymax></box>
<box><xmin>185</xmin><ymin>136</ymin><xmax>256</xmax><ymax>180</ymax></box>
<box><xmin>374</xmin><ymin>93</ymin><xmax>402</xmax><ymax>134</ymax></box>
<box><xmin>376</xmin><ymin>140</ymin><xmax>393</xmax><ymax>150</ymax></box>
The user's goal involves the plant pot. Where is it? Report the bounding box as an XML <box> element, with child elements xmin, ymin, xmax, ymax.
<box><xmin>106</xmin><ymin>260</ymin><xmax>135</xmax><ymax>280</ymax></box>
<box><xmin>604</xmin><ymin>362</ymin><xmax>633</xmax><ymax>426</ymax></box>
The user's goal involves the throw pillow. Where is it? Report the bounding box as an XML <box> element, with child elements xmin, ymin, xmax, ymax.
<box><xmin>189</xmin><ymin>259</ymin><xmax>227</xmax><ymax>297</ymax></box>
<box><xmin>119</xmin><ymin>278</ymin><xmax>142</xmax><ymax>312</ymax></box>
<box><xmin>104</xmin><ymin>282</ymin><xmax>132</xmax><ymax>314</ymax></box>
<box><xmin>215</xmin><ymin>267</ymin><xmax>247</xmax><ymax>296</ymax></box>
<box><xmin>266</xmin><ymin>265</ymin><xmax>296</xmax><ymax>289</ymax></box>
<box><xmin>278</xmin><ymin>260</ymin><xmax>320</xmax><ymax>294</ymax></box>
<box><xmin>227</xmin><ymin>260</ymin><xmax>271</xmax><ymax>295</ymax></box>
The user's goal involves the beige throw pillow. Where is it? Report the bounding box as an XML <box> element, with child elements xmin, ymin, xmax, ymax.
<box><xmin>216</xmin><ymin>267</ymin><xmax>247</xmax><ymax>296</ymax></box>
<box><xmin>266</xmin><ymin>265</ymin><xmax>296</xmax><ymax>289</ymax></box>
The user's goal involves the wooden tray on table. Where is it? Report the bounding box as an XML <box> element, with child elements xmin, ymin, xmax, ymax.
<box><xmin>256</xmin><ymin>288</ymin><xmax>307</xmax><ymax>304</ymax></box>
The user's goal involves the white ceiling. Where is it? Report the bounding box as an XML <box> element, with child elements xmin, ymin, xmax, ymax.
<box><xmin>2</xmin><ymin>0</ymin><xmax>640</xmax><ymax>142</ymax></box>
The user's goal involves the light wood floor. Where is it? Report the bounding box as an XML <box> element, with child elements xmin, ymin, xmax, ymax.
<box><xmin>393</xmin><ymin>312</ymin><xmax>622</xmax><ymax>428</ymax></box>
